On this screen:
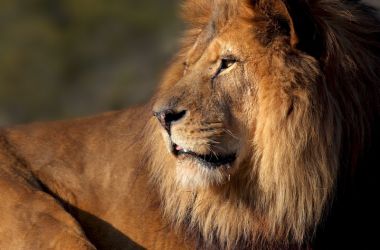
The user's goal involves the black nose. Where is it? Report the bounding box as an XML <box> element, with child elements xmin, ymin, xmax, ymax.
<box><xmin>153</xmin><ymin>109</ymin><xmax>187</xmax><ymax>133</ymax></box>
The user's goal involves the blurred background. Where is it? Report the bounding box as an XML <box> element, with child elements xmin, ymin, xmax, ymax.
<box><xmin>0</xmin><ymin>0</ymin><xmax>181</xmax><ymax>125</ymax></box>
<box><xmin>1</xmin><ymin>0</ymin><xmax>378</xmax><ymax>125</ymax></box>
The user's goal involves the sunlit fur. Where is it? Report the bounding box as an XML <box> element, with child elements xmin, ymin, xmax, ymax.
<box><xmin>143</xmin><ymin>0</ymin><xmax>380</xmax><ymax>249</ymax></box>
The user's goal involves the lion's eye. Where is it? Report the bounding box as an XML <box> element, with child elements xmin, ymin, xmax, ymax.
<box><xmin>212</xmin><ymin>56</ymin><xmax>238</xmax><ymax>80</ymax></box>
<box><xmin>220</xmin><ymin>58</ymin><xmax>237</xmax><ymax>72</ymax></box>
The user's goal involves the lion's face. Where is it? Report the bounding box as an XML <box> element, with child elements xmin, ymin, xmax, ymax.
<box><xmin>153</xmin><ymin>16</ymin><xmax>264</xmax><ymax>188</ymax></box>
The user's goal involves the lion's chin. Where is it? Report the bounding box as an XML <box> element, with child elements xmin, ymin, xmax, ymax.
<box><xmin>175</xmin><ymin>157</ymin><xmax>235</xmax><ymax>188</ymax></box>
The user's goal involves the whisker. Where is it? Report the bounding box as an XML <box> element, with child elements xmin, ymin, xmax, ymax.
<box><xmin>209</xmin><ymin>148</ymin><xmax>219</xmax><ymax>160</ymax></box>
<box><xmin>207</xmin><ymin>139</ymin><xmax>221</xmax><ymax>144</ymax></box>
<box><xmin>223</xmin><ymin>128</ymin><xmax>239</xmax><ymax>140</ymax></box>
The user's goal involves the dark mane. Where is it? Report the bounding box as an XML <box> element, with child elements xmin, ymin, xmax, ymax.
<box><xmin>311</xmin><ymin>1</ymin><xmax>380</xmax><ymax>247</ymax></box>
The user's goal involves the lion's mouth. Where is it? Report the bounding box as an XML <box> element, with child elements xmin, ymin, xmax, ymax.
<box><xmin>172</xmin><ymin>144</ymin><xmax>236</xmax><ymax>169</ymax></box>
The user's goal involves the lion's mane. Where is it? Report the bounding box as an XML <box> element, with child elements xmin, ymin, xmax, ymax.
<box><xmin>142</xmin><ymin>0</ymin><xmax>380</xmax><ymax>249</ymax></box>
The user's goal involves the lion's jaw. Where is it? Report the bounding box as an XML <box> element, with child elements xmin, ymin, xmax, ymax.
<box><xmin>154</xmin><ymin>110</ymin><xmax>242</xmax><ymax>188</ymax></box>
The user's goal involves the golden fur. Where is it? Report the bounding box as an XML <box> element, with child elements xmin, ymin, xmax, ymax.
<box><xmin>148</xmin><ymin>0</ymin><xmax>380</xmax><ymax>248</ymax></box>
<box><xmin>0</xmin><ymin>0</ymin><xmax>379</xmax><ymax>249</ymax></box>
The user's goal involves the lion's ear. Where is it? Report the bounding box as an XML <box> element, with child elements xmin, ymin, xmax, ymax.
<box><xmin>254</xmin><ymin>0</ymin><xmax>323</xmax><ymax>58</ymax></box>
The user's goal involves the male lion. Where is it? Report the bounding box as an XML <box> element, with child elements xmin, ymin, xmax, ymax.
<box><xmin>0</xmin><ymin>0</ymin><xmax>379</xmax><ymax>249</ymax></box>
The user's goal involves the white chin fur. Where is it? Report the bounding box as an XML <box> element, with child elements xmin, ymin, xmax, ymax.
<box><xmin>175</xmin><ymin>159</ymin><xmax>229</xmax><ymax>188</ymax></box>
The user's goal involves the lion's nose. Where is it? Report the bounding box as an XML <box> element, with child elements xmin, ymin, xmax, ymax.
<box><xmin>153</xmin><ymin>109</ymin><xmax>187</xmax><ymax>133</ymax></box>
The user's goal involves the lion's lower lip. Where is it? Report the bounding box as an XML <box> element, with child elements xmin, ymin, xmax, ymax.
<box><xmin>172</xmin><ymin>144</ymin><xmax>236</xmax><ymax>169</ymax></box>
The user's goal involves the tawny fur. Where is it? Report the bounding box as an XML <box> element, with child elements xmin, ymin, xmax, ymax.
<box><xmin>148</xmin><ymin>0</ymin><xmax>380</xmax><ymax>248</ymax></box>
<box><xmin>0</xmin><ymin>1</ymin><xmax>379</xmax><ymax>249</ymax></box>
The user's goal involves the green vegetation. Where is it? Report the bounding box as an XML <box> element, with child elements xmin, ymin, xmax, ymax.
<box><xmin>0</xmin><ymin>0</ymin><xmax>181</xmax><ymax>124</ymax></box>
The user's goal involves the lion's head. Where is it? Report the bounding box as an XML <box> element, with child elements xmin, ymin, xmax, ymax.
<box><xmin>145</xmin><ymin>0</ymin><xmax>380</xmax><ymax>248</ymax></box>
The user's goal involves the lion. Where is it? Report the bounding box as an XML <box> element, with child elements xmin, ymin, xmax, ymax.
<box><xmin>0</xmin><ymin>0</ymin><xmax>379</xmax><ymax>249</ymax></box>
